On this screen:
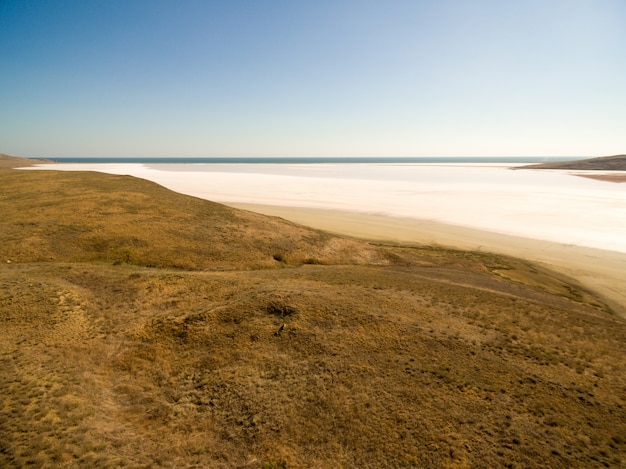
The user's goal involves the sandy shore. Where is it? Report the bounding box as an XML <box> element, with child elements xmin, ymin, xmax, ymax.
<box><xmin>229</xmin><ymin>202</ymin><xmax>626</xmax><ymax>318</ymax></box>
<box><xmin>577</xmin><ymin>174</ymin><xmax>626</xmax><ymax>183</ymax></box>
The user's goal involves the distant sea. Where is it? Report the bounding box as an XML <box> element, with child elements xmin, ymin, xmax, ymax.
<box><xmin>44</xmin><ymin>156</ymin><xmax>583</xmax><ymax>164</ymax></box>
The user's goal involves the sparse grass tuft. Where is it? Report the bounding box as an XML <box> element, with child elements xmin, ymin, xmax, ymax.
<box><xmin>263</xmin><ymin>460</ymin><xmax>287</xmax><ymax>469</ymax></box>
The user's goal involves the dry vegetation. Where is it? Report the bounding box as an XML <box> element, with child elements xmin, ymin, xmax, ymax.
<box><xmin>1</xmin><ymin>155</ymin><xmax>625</xmax><ymax>468</ymax></box>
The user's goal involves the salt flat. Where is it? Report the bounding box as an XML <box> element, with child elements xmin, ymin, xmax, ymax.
<box><xmin>25</xmin><ymin>162</ymin><xmax>626</xmax><ymax>251</ymax></box>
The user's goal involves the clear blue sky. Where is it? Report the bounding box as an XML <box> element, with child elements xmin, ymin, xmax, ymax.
<box><xmin>1</xmin><ymin>0</ymin><xmax>625</xmax><ymax>157</ymax></box>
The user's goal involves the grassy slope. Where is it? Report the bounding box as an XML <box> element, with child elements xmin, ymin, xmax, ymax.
<box><xmin>0</xmin><ymin>169</ymin><xmax>391</xmax><ymax>269</ymax></box>
<box><xmin>520</xmin><ymin>154</ymin><xmax>626</xmax><ymax>170</ymax></box>
<box><xmin>1</xmin><ymin>157</ymin><xmax>625</xmax><ymax>468</ymax></box>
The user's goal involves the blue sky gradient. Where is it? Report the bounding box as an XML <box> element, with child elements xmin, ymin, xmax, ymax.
<box><xmin>1</xmin><ymin>0</ymin><xmax>625</xmax><ymax>157</ymax></box>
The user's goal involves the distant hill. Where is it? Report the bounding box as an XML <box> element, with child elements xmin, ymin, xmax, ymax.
<box><xmin>0</xmin><ymin>153</ymin><xmax>34</xmax><ymax>168</ymax></box>
<box><xmin>520</xmin><ymin>154</ymin><xmax>626</xmax><ymax>170</ymax></box>
<box><xmin>1</xmin><ymin>161</ymin><xmax>625</xmax><ymax>468</ymax></box>
<box><xmin>0</xmin><ymin>153</ymin><xmax>53</xmax><ymax>168</ymax></box>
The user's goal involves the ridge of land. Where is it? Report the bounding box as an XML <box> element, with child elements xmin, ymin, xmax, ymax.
<box><xmin>519</xmin><ymin>154</ymin><xmax>626</xmax><ymax>170</ymax></box>
<box><xmin>0</xmin><ymin>153</ymin><xmax>53</xmax><ymax>168</ymax></box>
<box><xmin>1</xmin><ymin>154</ymin><xmax>625</xmax><ymax>468</ymax></box>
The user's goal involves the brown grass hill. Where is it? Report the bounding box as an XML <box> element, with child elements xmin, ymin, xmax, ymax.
<box><xmin>0</xmin><ymin>153</ymin><xmax>55</xmax><ymax>168</ymax></box>
<box><xmin>0</xmin><ymin>166</ymin><xmax>391</xmax><ymax>270</ymax></box>
<box><xmin>1</xmin><ymin>160</ymin><xmax>625</xmax><ymax>468</ymax></box>
<box><xmin>0</xmin><ymin>153</ymin><xmax>37</xmax><ymax>168</ymax></box>
<box><xmin>520</xmin><ymin>154</ymin><xmax>626</xmax><ymax>170</ymax></box>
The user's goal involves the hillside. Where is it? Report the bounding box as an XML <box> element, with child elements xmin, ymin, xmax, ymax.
<box><xmin>0</xmin><ymin>168</ymin><xmax>391</xmax><ymax>270</ymax></box>
<box><xmin>0</xmin><ymin>153</ymin><xmax>53</xmax><ymax>168</ymax></box>
<box><xmin>1</xmin><ymin>155</ymin><xmax>625</xmax><ymax>468</ymax></box>
<box><xmin>520</xmin><ymin>154</ymin><xmax>626</xmax><ymax>170</ymax></box>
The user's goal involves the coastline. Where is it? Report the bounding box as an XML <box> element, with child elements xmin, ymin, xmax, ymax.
<box><xmin>21</xmin><ymin>162</ymin><xmax>626</xmax><ymax>254</ymax></box>
<box><xmin>228</xmin><ymin>202</ymin><xmax>626</xmax><ymax>317</ymax></box>
<box><xmin>17</xmin><ymin>162</ymin><xmax>626</xmax><ymax>316</ymax></box>
<box><xmin>576</xmin><ymin>173</ymin><xmax>626</xmax><ymax>183</ymax></box>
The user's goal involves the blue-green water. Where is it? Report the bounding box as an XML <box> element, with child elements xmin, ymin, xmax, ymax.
<box><xmin>42</xmin><ymin>156</ymin><xmax>582</xmax><ymax>164</ymax></box>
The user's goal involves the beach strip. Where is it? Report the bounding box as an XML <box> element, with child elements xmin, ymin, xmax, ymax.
<box><xmin>228</xmin><ymin>202</ymin><xmax>626</xmax><ymax>318</ymax></box>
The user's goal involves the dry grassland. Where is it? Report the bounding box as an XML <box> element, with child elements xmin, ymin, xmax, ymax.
<box><xmin>1</xmin><ymin>157</ymin><xmax>625</xmax><ymax>468</ymax></box>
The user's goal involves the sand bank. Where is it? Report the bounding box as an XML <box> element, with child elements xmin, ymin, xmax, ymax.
<box><xmin>229</xmin><ymin>203</ymin><xmax>626</xmax><ymax>318</ymax></box>
<box><xmin>577</xmin><ymin>174</ymin><xmax>626</xmax><ymax>183</ymax></box>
